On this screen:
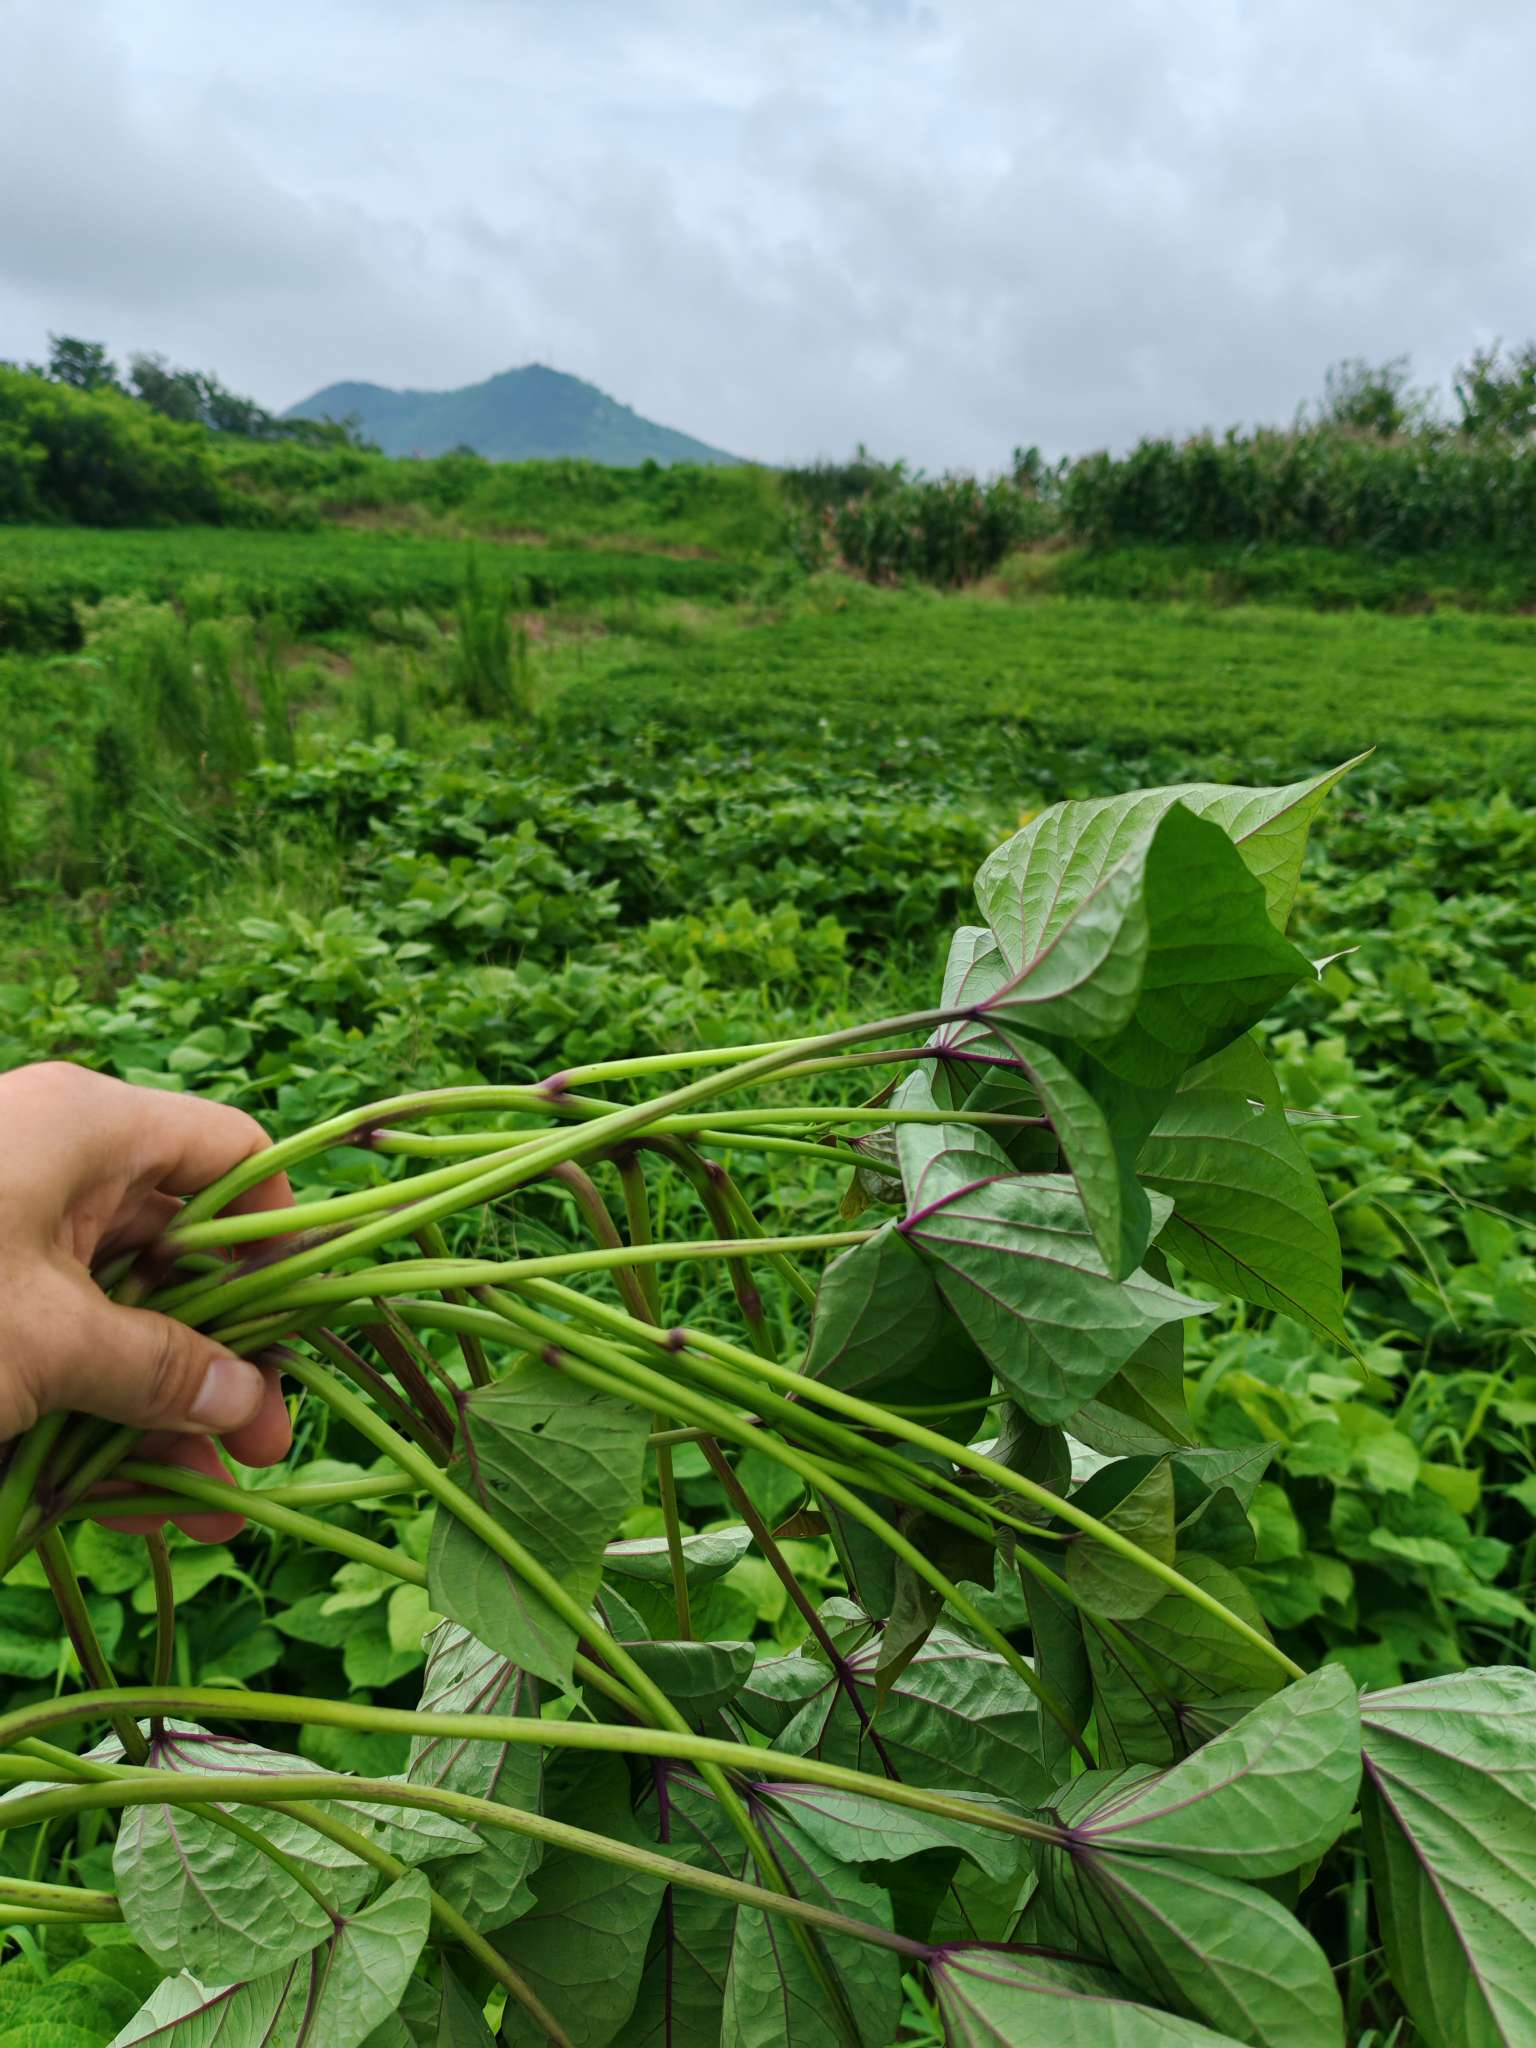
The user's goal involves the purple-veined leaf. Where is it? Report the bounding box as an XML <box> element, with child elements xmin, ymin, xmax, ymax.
<box><xmin>931</xmin><ymin>1947</ymin><xmax>1249</xmax><ymax>2047</ymax></box>
<box><xmin>427</xmin><ymin>1359</ymin><xmax>648</xmax><ymax>1686</ymax></box>
<box><xmin>1138</xmin><ymin>1037</ymin><xmax>1347</xmax><ymax>1348</ymax></box>
<box><xmin>1033</xmin><ymin>1842</ymin><xmax>1344</xmax><ymax>2048</ymax></box>
<box><xmin>1047</xmin><ymin>1664</ymin><xmax>1360</xmax><ymax>1878</ymax></box>
<box><xmin>107</xmin><ymin>1872</ymin><xmax>430</xmax><ymax>2048</ymax></box>
<box><xmin>897</xmin><ymin>1125</ymin><xmax>1202</xmax><ymax>1425</ymax></box>
<box><xmin>402</xmin><ymin>1619</ymin><xmax>544</xmax><ymax>1932</ymax></box>
<box><xmin>1085</xmin><ymin>1557</ymin><xmax>1285</xmax><ymax>1766</ymax></box>
<box><xmin>110</xmin><ymin>1723</ymin><xmax>377</xmax><ymax>1984</ymax></box>
<box><xmin>1360</xmin><ymin>1666</ymin><xmax>1536</xmax><ymax>2048</ymax></box>
<box><xmin>973</xmin><ymin>800</ymin><xmax>1308</xmax><ymax>1080</ymax></box>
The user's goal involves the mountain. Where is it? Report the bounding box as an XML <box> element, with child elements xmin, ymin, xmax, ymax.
<box><xmin>282</xmin><ymin>363</ymin><xmax>743</xmax><ymax>466</ymax></box>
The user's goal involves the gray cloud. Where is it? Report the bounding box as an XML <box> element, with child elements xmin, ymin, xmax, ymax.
<box><xmin>2</xmin><ymin>0</ymin><xmax>1533</xmax><ymax>468</ymax></box>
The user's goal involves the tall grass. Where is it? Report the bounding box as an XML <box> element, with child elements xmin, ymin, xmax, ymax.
<box><xmin>452</xmin><ymin>555</ymin><xmax>533</xmax><ymax>719</ymax></box>
<box><xmin>1062</xmin><ymin>427</ymin><xmax>1536</xmax><ymax>552</ymax></box>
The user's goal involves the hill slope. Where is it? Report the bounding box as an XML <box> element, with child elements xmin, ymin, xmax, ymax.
<box><xmin>283</xmin><ymin>363</ymin><xmax>742</xmax><ymax>466</ymax></box>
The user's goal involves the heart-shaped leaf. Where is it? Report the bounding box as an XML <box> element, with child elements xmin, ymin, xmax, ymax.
<box><xmin>974</xmin><ymin>800</ymin><xmax>1308</xmax><ymax>1079</ymax></box>
<box><xmin>1034</xmin><ymin>1844</ymin><xmax>1344</xmax><ymax>2048</ymax></box>
<box><xmin>622</xmin><ymin>1768</ymin><xmax>906</xmax><ymax>2048</ymax></box>
<box><xmin>803</xmin><ymin>1220</ymin><xmax>992</xmax><ymax>1410</ymax></box>
<box><xmin>108</xmin><ymin>1872</ymin><xmax>430</xmax><ymax>2048</ymax></box>
<box><xmin>897</xmin><ymin>1132</ymin><xmax>1202</xmax><ymax>1425</ymax></box>
<box><xmin>497</xmin><ymin>1756</ymin><xmax>666</xmax><ymax>2048</ymax></box>
<box><xmin>931</xmin><ymin>1948</ymin><xmax>1250</xmax><ymax>2046</ymax></box>
<box><xmin>1360</xmin><ymin>1666</ymin><xmax>1536</xmax><ymax>2048</ymax></box>
<box><xmin>111</xmin><ymin>1724</ymin><xmax>376</xmax><ymax>1983</ymax></box>
<box><xmin>427</xmin><ymin>1361</ymin><xmax>648</xmax><ymax>1685</ymax></box>
<box><xmin>402</xmin><ymin>1620</ymin><xmax>544</xmax><ymax>1932</ymax></box>
<box><xmin>1049</xmin><ymin>1664</ymin><xmax>1361</xmax><ymax>1878</ymax></box>
<box><xmin>1085</xmin><ymin>1557</ymin><xmax>1285</xmax><ymax>1766</ymax></box>
<box><xmin>768</xmin><ymin>1620</ymin><xmax>1056</xmax><ymax>1808</ymax></box>
<box><xmin>1138</xmin><ymin>1037</ymin><xmax>1347</xmax><ymax>1347</ymax></box>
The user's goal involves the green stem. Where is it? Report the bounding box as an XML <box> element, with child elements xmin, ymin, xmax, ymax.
<box><xmin>264</xmin><ymin>1799</ymin><xmax>572</xmax><ymax>2046</ymax></box>
<box><xmin>527</xmin><ymin>1286</ymin><xmax>1307</xmax><ymax>1682</ymax></box>
<box><xmin>271</xmin><ymin>1351</ymin><xmax>811</xmax><ymax>1944</ymax></box>
<box><xmin>181</xmin><ymin>1232</ymin><xmax>873</xmax><ymax>1332</ymax></box>
<box><xmin>113</xmin><ymin>1461</ymin><xmax>430</xmax><ymax>1586</ymax></box>
<box><xmin>159</xmin><ymin>1009</ymin><xmax>958</xmax><ymax>1326</ymax></box>
<box><xmin>413</xmin><ymin>1223</ymin><xmax>492</xmax><ymax>1386</ymax></box>
<box><xmin>480</xmin><ymin>1290</ymin><xmax>1091</xmax><ymax>1763</ymax></box>
<box><xmin>615</xmin><ymin>1151</ymin><xmax>663</xmax><ymax>1322</ymax></box>
<box><xmin>36</xmin><ymin>1530</ymin><xmax>148</xmax><ymax>1764</ymax></box>
<box><xmin>0</xmin><ymin>1689</ymin><xmax>1047</xmax><ymax>1841</ymax></box>
<box><xmin>0</xmin><ymin>1415</ymin><xmax>67</xmax><ymax>1566</ymax></box>
<box><xmin>0</xmin><ymin>1875</ymin><xmax>119</xmax><ymax>1918</ymax></box>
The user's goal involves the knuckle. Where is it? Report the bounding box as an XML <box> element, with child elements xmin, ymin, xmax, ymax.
<box><xmin>142</xmin><ymin>1317</ymin><xmax>194</xmax><ymax>1419</ymax></box>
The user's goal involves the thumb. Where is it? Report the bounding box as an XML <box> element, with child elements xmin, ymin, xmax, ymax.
<box><xmin>52</xmin><ymin>1291</ymin><xmax>268</xmax><ymax>1437</ymax></box>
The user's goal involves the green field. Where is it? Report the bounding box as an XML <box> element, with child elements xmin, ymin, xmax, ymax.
<box><xmin>1</xmin><ymin>509</ymin><xmax>1533</xmax><ymax>2045</ymax></box>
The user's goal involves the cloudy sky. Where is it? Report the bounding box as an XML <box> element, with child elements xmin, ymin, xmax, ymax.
<box><xmin>2</xmin><ymin>0</ymin><xmax>1533</xmax><ymax>468</ymax></box>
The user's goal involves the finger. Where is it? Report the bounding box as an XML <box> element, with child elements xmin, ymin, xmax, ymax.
<box><xmin>217</xmin><ymin>1364</ymin><xmax>292</xmax><ymax>1468</ymax></box>
<box><xmin>108</xmin><ymin>1083</ymin><xmax>292</xmax><ymax>1214</ymax></box>
<box><xmin>97</xmin><ymin>1190</ymin><xmax>183</xmax><ymax>1259</ymax></box>
<box><xmin>93</xmin><ymin>1437</ymin><xmax>246</xmax><ymax>1542</ymax></box>
<box><xmin>42</xmin><ymin>1281</ymin><xmax>268</xmax><ymax>1439</ymax></box>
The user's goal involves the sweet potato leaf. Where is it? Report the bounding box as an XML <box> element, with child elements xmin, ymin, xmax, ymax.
<box><xmin>1050</xmin><ymin>1664</ymin><xmax>1361</xmax><ymax>1878</ymax></box>
<box><xmin>402</xmin><ymin>1620</ymin><xmax>544</xmax><ymax>1932</ymax></box>
<box><xmin>1360</xmin><ymin>1667</ymin><xmax>1536</xmax><ymax>2048</ymax></box>
<box><xmin>897</xmin><ymin>1134</ymin><xmax>1202</xmax><ymax>1424</ymax></box>
<box><xmin>107</xmin><ymin>1873</ymin><xmax>430</xmax><ymax>2048</ymax></box>
<box><xmin>1034</xmin><ymin>1844</ymin><xmax>1344</xmax><ymax>2048</ymax></box>
<box><xmin>931</xmin><ymin>1948</ymin><xmax>1249</xmax><ymax>2047</ymax></box>
<box><xmin>427</xmin><ymin>1361</ymin><xmax>647</xmax><ymax>1685</ymax></box>
<box><xmin>1138</xmin><ymin>1037</ymin><xmax>1347</xmax><ymax>1348</ymax></box>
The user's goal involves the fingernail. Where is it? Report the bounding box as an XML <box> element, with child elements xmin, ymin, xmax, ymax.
<box><xmin>187</xmin><ymin>1356</ymin><xmax>265</xmax><ymax>1431</ymax></box>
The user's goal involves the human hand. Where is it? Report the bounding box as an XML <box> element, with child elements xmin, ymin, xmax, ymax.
<box><xmin>0</xmin><ymin>1061</ymin><xmax>294</xmax><ymax>1539</ymax></box>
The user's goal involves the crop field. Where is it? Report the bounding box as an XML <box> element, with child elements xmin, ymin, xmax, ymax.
<box><xmin>0</xmin><ymin>498</ymin><xmax>1533</xmax><ymax>2046</ymax></box>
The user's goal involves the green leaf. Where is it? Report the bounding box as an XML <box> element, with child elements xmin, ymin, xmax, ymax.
<box><xmin>617</xmin><ymin>1766</ymin><xmax>742</xmax><ymax>2048</ymax></box>
<box><xmin>71</xmin><ymin>1521</ymin><xmax>153</xmax><ymax>1596</ymax></box>
<box><xmin>620</xmin><ymin>1768</ymin><xmax>905</xmax><ymax>2048</ymax></box>
<box><xmin>898</xmin><ymin>1136</ymin><xmax>1202</xmax><ymax>1425</ymax></box>
<box><xmin>0</xmin><ymin>1587</ymin><xmax>69</xmax><ymax>1678</ymax></box>
<box><xmin>1138</xmin><ymin>1038</ymin><xmax>1347</xmax><ymax>1347</ymax></box>
<box><xmin>496</xmin><ymin>1757</ymin><xmax>665</xmax><ymax>2048</ymax></box>
<box><xmin>771</xmin><ymin>1621</ymin><xmax>1057</xmax><ymax>1807</ymax></box>
<box><xmin>1066</xmin><ymin>1458</ymin><xmax>1177</xmax><ymax>1620</ymax></box>
<box><xmin>974</xmin><ymin>798</ymin><xmax>1308</xmax><ymax>1079</ymax></box>
<box><xmin>721</xmin><ymin>1796</ymin><xmax>904</xmax><ymax>2048</ymax></box>
<box><xmin>752</xmin><ymin>1781</ymin><xmax>1027</xmax><ymax>1885</ymax></box>
<box><xmin>108</xmin><ymin>1872</ymin><xmax>430</xmax><ymax>2048</ymax></box>
<box><xmin>1049</xmin><ymin>1665</ymin><xmax>1361</xmax><ymax>1878</ymax></box>
<box><xmin>112</xmin><ymin>1722</ymin><xmax>376</xmax><ymax>1983</ymax></box>
<box><xmin>617</xmin><ymin>1638</ymin><xmax>756</xmax><ymax>1724</ymax></box>
<box><xmin>1085</xmin><ymin>1556</ymin><xmax>1285</xmax><ymax>1766</ymax></box>
<box><xmin>367</xmin><ymin>1970</ymin><xmax>495</xmax><ymax>2047</ymax></box>
<box><xmin>1360</xmin><ymin>1667</ymin><xmax>1536</xmax><ymax>2048</ymax></box>
<box><xmin>603</xmin><ymin>1526</ymin><xmax>753</xmax><ymax>1586</ymax></box>
<box><xmin>931</xmin><ymin>1948</ymin><xmax>1250</xmax><ymax>2047</ymax></box>
<box><xmin>403</xmin><ymin>1620</ymin><xmax>544</xmax><ymax>1932</ymax></box>
<box><xmin>1034</xmin><ymin>1845</ymin><xmax>1344</xmax><ymax>2048</ymax></box>
<box><xmin>428</xmin><ymin>1361</ymin><xmax>648</xmax><ymax>1686</ymax></box>
<box><xmin>986</xmin><ymin>1024</ymin><xmax>1155</xmax><ymax>1278</ymax></box>
<box><xmin>803</xmin><ymin>1220</ymin><xmax>992</xmax><ymax>1410</ymax></box>
<box><xmin>1067</xmin><ymin>1318</ymin><xmax>1195</xmax><ymax>1457</ymax></box>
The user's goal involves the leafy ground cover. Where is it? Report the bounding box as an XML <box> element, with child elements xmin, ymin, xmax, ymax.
<box><xmin>0</xmin><ymin>525</ymin><xmax>761</xmax><ymax>652</ymax></box>
<box><xmin>0</xmin><ymin>540</ymin><xmax>1532</xmax><ymax>2044</ymax></box>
